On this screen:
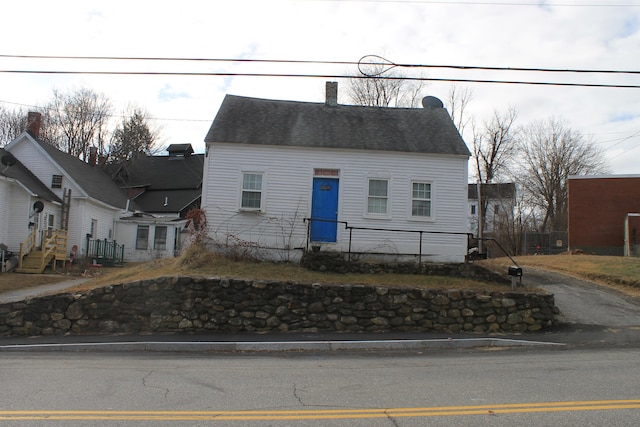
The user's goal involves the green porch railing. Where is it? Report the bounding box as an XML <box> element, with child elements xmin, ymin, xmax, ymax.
<box><xmin>86</xmin><ymin>238</ymin><xmax>124</xmax><ymax>267</ymax></box>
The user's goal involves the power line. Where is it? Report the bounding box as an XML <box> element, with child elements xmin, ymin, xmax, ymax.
<box><xmin>1</xmin><ymin>54</ymin><xmax>639</xmax><ymax>75</ymax></box>
<box><xmin>0</xmin><ymin>69</ymin><xmax>639</xmax><ymax>89</ymax></box>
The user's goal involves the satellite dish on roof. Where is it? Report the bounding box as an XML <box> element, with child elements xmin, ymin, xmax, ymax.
<box><xmin>33</xmin><ymin>201</ymin><xmax>44</xmax><ymax>213</ymax></box>
<box><xmin>422</xmin><ymin>96</ymin><xmax>444</xmax><ymax>109</ymax></box>
<box><xmin>1</xmin><ymin>153</ymin><xmax>17</xmax><ymax>172</ymax></box>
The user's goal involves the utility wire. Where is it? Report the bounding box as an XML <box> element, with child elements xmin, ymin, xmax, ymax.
<box><xmin>0</xmin><ymin>70</ymin><xmax>638</xmax><ymax>89</ymax></box>
<box><xmin>1</xmin><ymin>53</ymin><xmax>639</xmax><ymax>75</ymax></box>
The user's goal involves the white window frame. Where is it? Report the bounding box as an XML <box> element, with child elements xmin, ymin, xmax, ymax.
<box><xmin>136</xmin><ymin>225</ymin><xmax>149</xmax><ymax>250</ymax></box>
<box><xmin>410</xmin><ymin>181</ymin><xmax>433</xmax><ymax>220</ymax></box>
<box><xmin>366</xmin><ymin>178</ymin><xmax>390</xmax><ymax>218</ymax></box>
<box><xmin>154</xmin><ymin>225</ymin><xmax>168</xmax><ymax>250</ymax></box>
<box><xmin>240</xmin><ymin>172</ymin><xmax>264</xmax><ymax>211</ymax></box>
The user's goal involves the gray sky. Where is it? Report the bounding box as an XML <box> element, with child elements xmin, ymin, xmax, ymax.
<box><xmin>1</xmin><ymin>0</ymin><xmax>638</xmax><ymax>175</ymax></box>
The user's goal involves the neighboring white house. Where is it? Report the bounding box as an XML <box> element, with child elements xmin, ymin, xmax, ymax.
<box><xmin>0</xmin><ymin>148</ymin><xmax>61</xmax><ymax>269</ymax></box>
<box><xmin>201</xmin><ymin>82</ymin><xmax>471</xmax><ymax>263</ymax></box>
<box><xmin>4</xmin><ymin>114</ymin><xmax>132</xmax><ymax>262</ymax></box>
<box><xmin>467</xmin><ymin>183</ymin><xmax>516</xmax><ymax>236</ymax></box>
<box><xmin>115</xmin><ymin>213</ymin><xmax>186</xmax><ymax>262</ymax></box>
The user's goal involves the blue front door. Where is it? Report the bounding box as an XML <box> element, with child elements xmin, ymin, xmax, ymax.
<box><xmin>310</xmin><ymin>177</ymin><xmax>339</xmax><ymax>242</ymax></box>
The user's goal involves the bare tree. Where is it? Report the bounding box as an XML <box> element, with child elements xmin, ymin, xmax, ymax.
<box><xmin>0</xmin><ymin>105</ymin><xmax>29</xmax><ymax>146</ymax></box>
<box><xmin>346</xmin><ymin>62</ymin><xmax>426</xmax><ymax>108</ymax></box>
<box><xmin>466</xmin><ymin>107</ymin><xmax>519</xmax><ymax>252</ymax></box>
<box><xmin>45</xmin><ymin>88</ymin><xmax>113</xmax><ymax>160</ymax></box>
<box><xmin>108</xmin><ymin>105</ymin><xmax>162</xmax><ymax>164</ymax></box>
<box><xmin>517</xmin><ymin>117</ymin><xmax>608</xmax><ymax>232</ymax></box>
<box><xmin>445</xmin><ymin>85</ymin><xmax>474</xmax><ymax>137</ymax></box>
<box><xmin>472</xmin><ymin>106</ymin><xmax>519</xmax><ymax>184</ymax></box>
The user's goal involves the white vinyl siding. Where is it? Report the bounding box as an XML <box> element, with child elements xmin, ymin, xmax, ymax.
<box><xmin>202</xmin><ymin>143</ymin><xmax>469</xmax><ymax>263</ymax></box>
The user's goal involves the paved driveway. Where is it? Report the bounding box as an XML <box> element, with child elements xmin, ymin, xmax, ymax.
<box><xmin>523</xmin><ymin>268</ymin><xmax>640</xmax><ymax>327</ymax></box>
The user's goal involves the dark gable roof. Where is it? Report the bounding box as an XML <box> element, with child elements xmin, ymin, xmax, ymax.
<box><xmin>32</xmin><ymin>139</ymin><xmax>131</xmax><ymax>210</ymax></box>
<box><xmin>0</xmin><ymin>148</ymin><xmax>60</xmax><ymax>203</ymax></box>
<box><xmin>468</xmin><ymin>183</ymin><xmax>516</xmax><ymax>200</ymax></box>
<box><xmin>118</xmin><ymin>154</ymin><xmax>203</xmax><ymax>190</ymax></box>
<box><xmin>205</xmin><ymin>95</ymin><xmax>471</xmax><ymax>156</ymax></box>
<box><xmin>114</xmin><ymin>151</ymin><xmax>203</xmax><ymax>214</ymax></box>
<box><xmin>132</xmin><ymin>189</ymin><xmax>201</xmax><ymax>214</ymax></box>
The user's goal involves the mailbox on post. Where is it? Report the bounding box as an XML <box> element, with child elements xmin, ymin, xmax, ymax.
<box><xmin>507</xmin><ymin>266</ymin><xmax>523</xmax><ymax>290</ymax></box>
<box><xmin>508</xmin><ymin>266</ymin><xmax>522</xmax><ymax>277</ymax></box>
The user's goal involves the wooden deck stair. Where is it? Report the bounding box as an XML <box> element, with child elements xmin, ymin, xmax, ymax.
<box><xmin>15</xmin><ymin>250</ymin><xmax>55</xmax><ymax>274</ymax></box>
<box><xmin>16</xmin><ymin>229</ymin><xmax>68</xmax><ymax>274</ymax></box>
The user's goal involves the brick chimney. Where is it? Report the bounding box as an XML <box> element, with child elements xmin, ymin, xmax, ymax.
<box><xmin>325</xmin><ymin>81</ymin><xmax>338</xmax><ymax>106</ymax></box>
<box><xmin>27</xmin><ymin>112</ymin><xmax>42</xmax><ymax>139</ymax></box>
<box><xmin>89</xmin><ymin>146</ymin><xmax>98</xmax><ymax>167</ymax></box>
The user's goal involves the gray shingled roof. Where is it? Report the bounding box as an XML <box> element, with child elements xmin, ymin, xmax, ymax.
<box><xmin>32</xmin><ymin>139</ymin><xmax>132</xmax><ymax>210</ymax></box>
<box><xmin>205</xmin><ymin>95</ymin><xmax>471</xmax><ymax>156</ymax></box>
<box><xmin>111</xmin><ymin>152</ymin><xmax>203</xmax><ymax>214</ymax></box>
<box><xmin>116</xmin><ymin>154</ymin><xmax>203</xmax><ymax>190</ymax></box>
<box><xmin>0</xmin><ymin>148</ymin><xmax>61</xmax><ymax>203</ymax></box>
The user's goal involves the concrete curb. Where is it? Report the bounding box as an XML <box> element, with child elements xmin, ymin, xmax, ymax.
<box><xmin>0</xmin><ymin>337</ymin><xmax>565</xmax><ymax>353</ymax></box>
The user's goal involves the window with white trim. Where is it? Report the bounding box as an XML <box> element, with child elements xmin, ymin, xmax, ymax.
<box><xmin>241</xmin><ymin>173</ymin><xmax>263</xmax><ymax>210</ymax></box>
<box><xmin>154</xmin><ymin>226</ymin><xmax>167</xmax><ymax>250</ymax></box>
<box><xmin>136</xmin><ymin>225</ymin><xmax>149</xmax><ymax>250</ymax></box>
<box><xmin>367</xmin><ymin>179</ymin><xmax>388</xmax><ymax>215</ymax></box>
<box><xmin>411</xmin><ymin>182</ymin><xmax>432</xmax><ymax>218</ymax></box>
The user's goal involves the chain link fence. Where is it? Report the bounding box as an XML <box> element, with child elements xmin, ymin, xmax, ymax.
<box><xmin>522</xmin><ymin>231</ymin><xmax>568</xmax><ymax>255</ymax></box>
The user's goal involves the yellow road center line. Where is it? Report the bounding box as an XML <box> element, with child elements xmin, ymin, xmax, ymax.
<box><xmin>1</xmin><ymin>400</ymin><xmax>639</xmax><ymax>421</ymax></box>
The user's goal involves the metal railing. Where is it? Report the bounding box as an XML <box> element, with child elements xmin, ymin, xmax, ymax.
<box><xmin>86</xmin><ymin>238</ymin><xmax>125</xmax><ymax>267</ymax></box>
<box><xmin>303</xmin><ymin>217</ymin><xmax>520</xmax><ymax>268</ymax></box>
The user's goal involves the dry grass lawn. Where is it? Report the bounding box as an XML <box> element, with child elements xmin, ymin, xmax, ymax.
<box><xmin>1</xmin><ymin>246</ymin><xmax>512</xmax><ymax>295</ymax></box>
<box><xmin>2</xmin><ymin>247</ymin><xmax>637</xmax><ymax>298</ymax></box>
<box><xmin>479</xmin><ymin>254</ymin><xmax>640</xmax><ymax>297</ymax></box>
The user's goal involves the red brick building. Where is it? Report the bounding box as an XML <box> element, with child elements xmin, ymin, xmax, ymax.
<box><xmin>568</xmin><ymin>175</ymin><xmax>640</xmax><ymax>255</ymax></box>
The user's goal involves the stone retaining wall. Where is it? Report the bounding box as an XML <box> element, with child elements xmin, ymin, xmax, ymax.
<box><xmin>0</xmin><ymin>276</ymin><xmax>558</xmax><ymax>337</ymax></box>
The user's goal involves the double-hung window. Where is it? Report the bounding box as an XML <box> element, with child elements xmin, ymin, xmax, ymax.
<box><xmin>136</xmin><ymin>225</ymin><xmax>149</xmax><ymax>250</ymax></box>
<box><xmin>367</xmin><ymin>179</ymin><xmax>389</xmax><ymax>216</ymax></box>
<box><xmin>241</xmin><ymin>173</ymin><xmax>263</xmax><ymax>210</ymax></box>
<box><xmin>154</xmin><ymin>226</ymin><xmax>167</xmax><ymax>250</ymax></box>
<box><xmin>411</xmin><ymin>182</ymin><xmax>432</xmax><ymax>218</ymax></box>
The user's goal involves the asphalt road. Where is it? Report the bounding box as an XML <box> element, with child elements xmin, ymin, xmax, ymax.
<box><xmin>1</xmin><ymin>347</ymin><xmax>640</xmax><ymax>426</ymax></box>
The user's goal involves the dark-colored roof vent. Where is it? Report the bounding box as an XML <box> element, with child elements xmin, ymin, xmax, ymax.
<box><xmin>422</xmin><ymin>96</ymin><xmax>444</xmax><ymax>110</ymax></box>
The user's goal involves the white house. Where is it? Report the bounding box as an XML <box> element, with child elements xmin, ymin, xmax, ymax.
<box><xmin>468</xmin><ymin>183</ymin><xmax>516</xmax><ymax>236</ymax></box>
<box><xmin>114</xmin><ymin>213</ymin><xmax>186</xmax><ymax>262</ymax></box>
<box><xmin>4</xmin><ymin>113</ymin><xmax>132</xmax><ymax>267</ymax></box>
<box><xmin>0</xmin><ymin>148</ymin><xmax>61</xmax><ymax>270</ymax></box>
<box><xmin>201</xmin><ymin>83</ymin><xmax>471</xmax><ymax>263</ymax></box>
